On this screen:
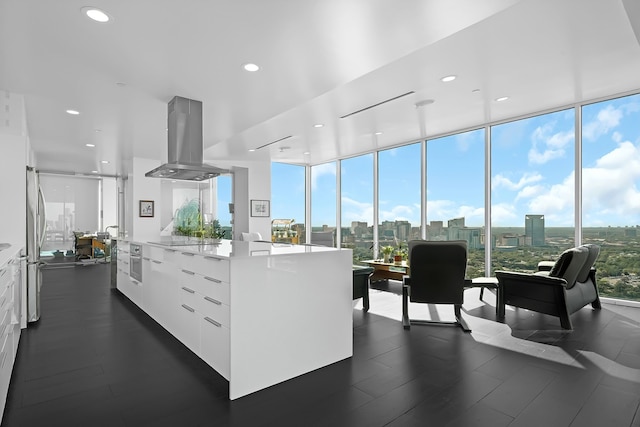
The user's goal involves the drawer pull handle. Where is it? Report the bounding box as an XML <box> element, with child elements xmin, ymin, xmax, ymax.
<box><xmin>204</xmin><ymin>296</ymin><xmax>222</xmax><ymax>305</ymax></box>
<box><xmin>204</xmin><ymin>317</ymin><xmax>221</xmax><ymax>327</ymax></box>
<box><xmin>203</xmin><ymin>276</ymin><xmax>222</xmax><ymax>283</ymax></box>
<box><xmin>182</xmin><ymin>269</ymin><xmax>195</xmax><ymax>276</ymax></box>
<box><xmin>152</xmin><ymin>260</ymin><xmax>162</xmax><ymax>264</ymax></box>
<box><xmin>165</xmin><ymin>249</ymin><xmax>177</xmax><ymax>253</ymax></box>
<box><xmin>204</xmin><ymin>256</ymin><xmax>221</xmax><ymax>261</ymax></box>
<box><xmin>131</xmin><ymin>279</ymin><xmax>139</xmax><ymax>285</ymax></box>
<box><xmin>122</xmin><ymin>260</ymin><xmax>129</xmax><ymax>265</ymax></box>
<box><xmin>181</xmin><ymin>286</ymin><xmax>195</xmax><ymax>294</ymax></box>
<box><xmin>181</xmin><ymin>304</ymin><xmax>195</xmax><ymax>313</ymax></box>
<box><xmin>142</xmin><ymin>257</ymin><xmax>150</xmax><ymax>261</ymax></box>
<box><xmin>181</xmin><ymin>252</ymin><xmax>195</xmax><ymax>256</ymax></box>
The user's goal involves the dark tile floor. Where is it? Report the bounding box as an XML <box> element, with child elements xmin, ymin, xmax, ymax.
<box><xmin>2</xmin><ymin>264</ymin><xmax>640</xmax><ymax>426</ymax></box>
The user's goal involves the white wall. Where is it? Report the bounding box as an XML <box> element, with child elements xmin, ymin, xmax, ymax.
<box><xmin>0</xmin><ymin>91</ymin><xmax>28</xmax><ymax>245</ymax></box>
<box><xmin>129</xmin><ymin>158</ymin><xmax>162</xmax><ymax>241</ymax></box>
<box><xmin>214</xmin><ymin>159</ymin><xmax>271</xmax><ymax>240</ymax></box>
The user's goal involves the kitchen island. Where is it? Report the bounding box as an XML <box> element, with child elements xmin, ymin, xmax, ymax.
<box><xmin>116</xmin><ymin>238</ymin><xmax>353</xmax><ymax>400</ymax></box>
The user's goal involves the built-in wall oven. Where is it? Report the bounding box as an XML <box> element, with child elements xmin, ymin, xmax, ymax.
<box><xmin>129</xmin><ymin>243</ymin><xmax>142</xmax><ymax>282</ymax></box>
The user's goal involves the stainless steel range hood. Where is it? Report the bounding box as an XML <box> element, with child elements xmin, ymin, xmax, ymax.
<box><xmin>145</xmin><ymin>96</ymin><xmax>229</xmax><ymax>181</ymax></box>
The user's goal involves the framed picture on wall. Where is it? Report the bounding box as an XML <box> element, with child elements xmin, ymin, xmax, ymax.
<box><xmin>139</xmin><ymin>200</ymin><xmax>154</xmax><ymax>217</ymax></box>
<box><xmin>250</xmin><ymin>199</ymin><xmax>270</xmax><ymax>217</ymax></box>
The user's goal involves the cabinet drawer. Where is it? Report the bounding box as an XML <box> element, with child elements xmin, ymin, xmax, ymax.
<box><xmin>194</xmin><ymin>294</ymin><xmax>229</xmax><ymax>327</ymax></box>
<box><xmin>162</xmin><ymin>248</ymin><xmax>180</xmax><ymax>264</ymax></box>
<box><xmin>189</xmin><ymin>274</ymin><xmax>229</xmax><ymax>306</ymax></box>
<box><xmin>146</xmin><ymin>245</ymin><xmax>164</xmax><ymax>262</ymax></box>
<box><xmin>199</xmin><ymin>316</ymin><xmax>230</xmax><ymax>380</ymax></box>
<box><xmin>178</xmin><ymin>284</ymin><xmax>199</xmax><ymax>308</ymax></box>
<box><xmin>179</xmin><ymin>254</ymin><xmax>229</xmax><ymax>282</ymax></box>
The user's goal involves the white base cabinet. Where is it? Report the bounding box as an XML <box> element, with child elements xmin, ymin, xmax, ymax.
<box><xmin>116</xmin><ymin>239</ymin><xmax>352</xmax><ymax>400</ymax></box>
<box><xmin>0</xmin><ymin>246</ymin><xmax>24</xmax><ymax>422</ymax></box>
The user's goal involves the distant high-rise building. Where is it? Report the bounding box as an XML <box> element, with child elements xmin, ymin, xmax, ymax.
<box><xmin>525</xmin><ymin>214</ymin><xmax>545</xmax><ymax>246</ymax></box>
<box><xmin>395</xmin><ymin>220</ymin><xmax>411</xmax><ymax>241</ymax></box>
<box><xmin>448</xmin><ymin>217</ymin><xmax>465</xmax><ymax>228</ymax></box>
<box><xmin>351</xmin><ymin>221</ymin><xmax>369</xmax><ymax>238</ymax></box>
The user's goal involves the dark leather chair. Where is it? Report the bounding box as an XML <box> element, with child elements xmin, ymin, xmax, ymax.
<box><xmin>353</xmin><ymin>266</ymin><xmax>373</xmax><ymax>311</ymax></box>
<box><xmin>496</xmin><ymin>244</ymin><xmax>601</xmax><ymax>329</ymax></box>
<box><xmin>402</xmin><ymin>240</ymin><xmax>471</xmax><ymax>332</ymax></box>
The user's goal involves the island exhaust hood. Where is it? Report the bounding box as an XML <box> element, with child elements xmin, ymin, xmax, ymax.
<box><xmin>145</xmin><ymin>96</ymin><xmax>229</xmax><ymax>181</ymax></box>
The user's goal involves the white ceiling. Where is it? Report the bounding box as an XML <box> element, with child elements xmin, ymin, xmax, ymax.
<box><xmin>1</xmin><ymin>0</ymin><xmax>640</xmax><ymax>176</ymax></box>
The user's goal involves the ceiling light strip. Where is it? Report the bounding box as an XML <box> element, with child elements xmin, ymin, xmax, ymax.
<box><xmin>255</xmin><ymin>135</ymin><xmax>293</xmax><ymax>150</ymax></box>
<box><xmin>339</xmin><ymin>91</ymin><xmax>415</xmax><ymax>119</ymax></box>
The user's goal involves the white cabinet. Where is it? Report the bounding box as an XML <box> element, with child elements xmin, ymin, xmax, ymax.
<box><xmin>115</xmin><ymin>241</ymin><xmax>353</xmax><ymax>401</ymax></box>
<box><xmin>138</xmin><ymin>246</ymin><xmax>230</xmax><ymax>378</ymax></box>
<box><xmin>116</xmin><ymin>263</ymin><xmax>142</xmax><ymax>307</ymax></box>
<box><xmin>0</xmin><ymin>246</ymin><xmax>24</xmax><ymax>420</ymax></box>
<box><xmin>200</xmin><ymin>316</ymin><xmax>230</xmax><ymax>379</ymax></box>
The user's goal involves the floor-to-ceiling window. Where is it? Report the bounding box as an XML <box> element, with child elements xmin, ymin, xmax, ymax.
<box><xmin>271</xmin><ymin>163</ymin><xmax>305</xmax><ymax>243</ymax></box>
<box><xmin>378</xmin><ymin>143</ymin><xmax>421</xmax><ymax>258</ymax></box>
<box><xmin>282</xmin><ymin>91</ymin><xmax>640</xmax><ymax>305</ymax></box>
<box><xmin>582</xmin><ymin>94</ymin><xmax>640</xmax><ymax>301</ymax></box>
<box><xmin>341</xmin><ymin>154</ymin><xmax>374</xmax><ymax>263</ymax></box>
<box><xmin>491</xmin><ymin>109</ymin><xmax>576</xmax><ymax>274</ymax></box>
<box><xmin>426</xmin><ymin>129</ymin><xmax>485</xmax><ymax>277</ymax></box>
<box><xmin>311</xmin><ymin>162</ymin><xmax>337</xmax><ymax>246</ymax></box>
<box><xmin>39</xmin><ymin>173</ymin><xmax>117</xmax><ymax>258</ymax></box>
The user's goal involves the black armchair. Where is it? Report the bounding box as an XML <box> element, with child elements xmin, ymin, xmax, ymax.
<box><xmin>402</xmin><ymin>240</ymin><xmax>471</xmax><ymax>332</ymax></box>
<box><xmin>496</xmin><ymin>244</ymin><xmax>601</xmax><ymax>329</ymax></box>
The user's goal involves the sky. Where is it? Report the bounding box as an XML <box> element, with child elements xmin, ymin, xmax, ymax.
<box><xmin>271</xmin><ymin>93</ymin><xmax>640</xmax><ymax>229</ymax></box>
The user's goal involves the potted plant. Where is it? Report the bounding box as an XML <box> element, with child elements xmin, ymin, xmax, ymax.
<box><xmin>382</xmin><ymin>246</ymin><xmax>394</xmax><ymax>263</ymax></box>
<box><xmin>394</xmin><ymin>242</ymin><xmax>406</xmax><ymax>265</ymax></box>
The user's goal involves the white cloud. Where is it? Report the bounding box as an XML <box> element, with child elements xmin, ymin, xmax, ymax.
<box><xmin>491</xmin><ymin>203</ymin><xmax>518</xmax><ymax>224</ymax></box>
<box><xmin>425</xmin><ymin>199</ymin><xmax>483</xmax><ymax>225</ymax></box>
<box><xmin>527</xmin><ymin>173</ymin><xmax>574</xmax><ymax>214</ymax></box>
<box><xmin>582</xmin><ymin>141</ymin><xmax>640</xmax><ymax>217</ymax></box>
<box><xmin>492</xmin><ymin>172</ymin><xmax>543</xmax><ymax>191</ymax></box>
<box><xmin>516</xmin><ymin>140</ymin><xmax>640</xmax><ymax>225</ymax></box>
<box><xmin>311</xmin><ymin>162</ymin><xmax>335</xmax><ymax>190</ymax></box>
<box><xmin>379</xmin><ymin>204</ymin><xmax>416</xmax><ymax>222</ymax></box>
<box><xmin>341</xmin><ymin>196</ymin><xmax>373</xmax><ymax>224</ymax></box>
<box><xmin>528</xmin><ymin>146</ymin><xmax>564</xmax><ymax>164</ymax></box>
<box><xmin>516</xmin><ymin>185</ymin><xmax>545</xmax><ymax>201</ymax></box>
<box><xmin>583</xmin><ymin>104</ymin><xmax>623</xmax><ymax>141</ymax></box>
<box><xmin>528</xmin><ymin>124</ymin><xmax>573</xmax><ymax>164</ymax></box>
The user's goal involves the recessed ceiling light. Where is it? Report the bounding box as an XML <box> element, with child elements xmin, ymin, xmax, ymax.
<box><xmin>66</xmin><ymin>109</ymin><xmax>80</xmax><ymax>115</ymax></box>
<box><xmin>101</xmin><ymin>160</ymin><xmax>109</xmax><ymax>164</ymax></box>
<box><xmin>313</xmin><ymin>124</ymin><xmax>324</xmax><ymax>128</ymax></box>
<box><xmin>94</xmin><ymin>129</ymin><xmax>102</xmax><ymax>132</ymax></box>
<box><xmin>85</xmin><ymin>143</ymin><xmax>95</xmax><ymax>147</ymax></box>
<box><xmin>441</xmin><ymin>75</ymin><xmax>456</xmax><ymax>82</ymax></box>
<box><xmin>248</xmin><ymin>149</ymin><xmax>256</xmax><ymax>152</ymax></box>
<box><xmin>375</xmin><ymin>132</ymin><xmax>383</xmax><ymax>135</ymax></box>
<box><xmin>303</xmin><ymin>152</ymin><xmax>310</xmax><ymax>155</ymax></box>
<box><xmin>495</xmin><ymin>96</ymin><xmax>509</xmax><ymax>102</ymax></box>
<box><xmin>91</xmin><ymin>170</ymin><xmax>98</xmax><ymax>173</ymax></box>
<box><xmin>243</xmin><ymin>63</ymin><xmax>260</xmax><ymax>72</ymax></box>
<box><xmin>82</xmin><ymin>7</ymin><xmax>110</xmax><ymax>23</ymax></box>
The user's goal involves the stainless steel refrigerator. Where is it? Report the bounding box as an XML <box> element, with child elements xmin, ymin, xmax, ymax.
<box><xmin>26</xmin><ymin>166</ymin><xmax>45</xmax><ymax>323</ymax></box>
